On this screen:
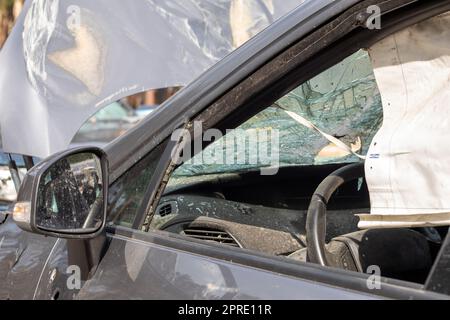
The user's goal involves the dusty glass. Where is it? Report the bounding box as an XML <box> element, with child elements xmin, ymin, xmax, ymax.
<box><xmin>36</xmin><ymin>153</ymin><xmax>103</xmax><ymax>232</ymax></box>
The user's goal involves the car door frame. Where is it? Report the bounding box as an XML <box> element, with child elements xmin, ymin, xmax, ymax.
<box><xmin>92</xmin><ymin>1</ymin><xmax>446</xmax><ymax>298</ymax></box>
<box><xmin>97</xmin><ymin>224</ymin><xmax>447</xmax><ymax>299</ymax></box>
<box><xmin>81</xmin><ymin>0</ymin><xmax>450</xmax><ymax>300</ymax></box>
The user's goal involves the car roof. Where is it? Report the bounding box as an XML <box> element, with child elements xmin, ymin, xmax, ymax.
<box><xmin>104</xmin><ymin>0</ymin><xmax>363</xmax><ymax>182</ymax></box>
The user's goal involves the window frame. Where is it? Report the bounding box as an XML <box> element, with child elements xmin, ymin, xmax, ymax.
<box><xmin>106</xmin><ymin>0</ymin><xmax>450</xmax><ymax>298</ymax></box>
<box><xmin>137</xmin><ymin>0</ymin><xmax>450</xmax><ymax>232</ymax></box>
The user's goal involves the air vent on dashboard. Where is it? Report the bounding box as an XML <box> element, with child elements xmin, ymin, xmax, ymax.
<box><xmin>156</xmin><ymin>201</ymin><xmax>178</xmax><ymax>217</ymax></box>
<box><xmin>183</xmin><ymin>227</ymin><xmax>240</xmax><ymax>247</ymax></box>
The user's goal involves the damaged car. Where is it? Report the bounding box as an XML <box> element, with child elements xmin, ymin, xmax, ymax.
<box><xmin>2</xmin><ymin>0</ymin><xmax>450</xmax><ymax>300</ymax></box>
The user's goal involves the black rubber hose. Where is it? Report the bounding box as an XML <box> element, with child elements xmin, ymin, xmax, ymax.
<box><xmin>306</xmin><ymin>162</ymin><xmax>365</xmax><ymax>266</ymax></box>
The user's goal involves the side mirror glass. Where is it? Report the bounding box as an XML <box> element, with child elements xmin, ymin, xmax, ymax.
<box><xmin>37</xmin><ymin>152</ymin><xmax>103</xmax><ymax>233</ymax></box>
<box><xmin>13</xmin><ymin>148</ymin><xmax>108</xmax><ymax>239</ymax></box>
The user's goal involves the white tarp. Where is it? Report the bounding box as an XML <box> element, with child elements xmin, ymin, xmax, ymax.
<box><xmin>0</xmin><ymin>0</ymin><xmax>302</xmax><ymax>158</ymax></box>
<box><xmin>359</xmin><ymin>12</ymin><xmax>450</xmax><ymax>229</ymax></box>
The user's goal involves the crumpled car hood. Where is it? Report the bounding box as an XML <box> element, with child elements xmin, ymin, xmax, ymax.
<box><xmin>0</xmin><ymin>0</ymin><xmax>302</xmax><ymax>158</ymax></box>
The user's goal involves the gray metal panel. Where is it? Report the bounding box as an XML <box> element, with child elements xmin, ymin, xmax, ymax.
<box><xmin>0</xmin><ymin>216</ymin><xmax>81</xmax><ymax>300</ymax></box>
<box><xmin>0</xmin><ymin>217</ymin><xmax>58</xmax><ymax>299</ymax></box>
<box><xmin>77</xmin><ymin>231</ymin><xmax>378</xmax><ymax>300</ymax></box>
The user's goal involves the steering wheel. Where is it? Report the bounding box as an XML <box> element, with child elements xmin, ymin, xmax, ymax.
<box><xmin>306</xmin><ymin>162</ymin><xmax>365</xmax><ymax>266</ymax></box>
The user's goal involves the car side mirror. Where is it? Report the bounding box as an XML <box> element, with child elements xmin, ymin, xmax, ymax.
<box><xmin>12</xmin><ymin>147</ymin><xmax>108</xmax><ymax>239</ymax></box>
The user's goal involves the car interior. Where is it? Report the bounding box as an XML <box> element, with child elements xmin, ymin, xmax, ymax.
<box><xmin>155</xmin><ymin>163</ymin><xmax>445</xmax><ymax>284</ymax></box>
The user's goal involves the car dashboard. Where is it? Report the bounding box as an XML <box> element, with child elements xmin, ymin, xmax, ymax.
<box><xmin>152</xmin><ymin>194</ymin><xmax>363</xmax><ymax>257</ymax></box>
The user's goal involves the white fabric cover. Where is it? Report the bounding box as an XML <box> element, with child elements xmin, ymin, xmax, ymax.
<box><xmin>359</xmin><ymin>12</ymin><xmax>450</xmax><ymax>229</ymax></box>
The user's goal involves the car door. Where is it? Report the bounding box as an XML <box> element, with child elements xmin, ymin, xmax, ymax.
<box><xmin>71</xmin><ymin>0</ymin><xmax>450</xmax><ymax>300</ymax></box>
<box><xmin>78</xmin><ymin>226</ymin><xmax>381</xmax><ymax>299</ymax></box>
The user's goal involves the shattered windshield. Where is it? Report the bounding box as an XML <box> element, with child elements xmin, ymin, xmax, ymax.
<box><xmin>172</xmin><ymin>50</ymin><xmax>383</xmax><ymax>179</ymax></box>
